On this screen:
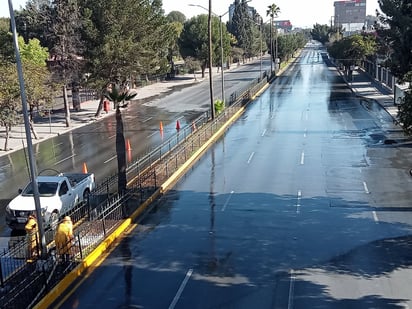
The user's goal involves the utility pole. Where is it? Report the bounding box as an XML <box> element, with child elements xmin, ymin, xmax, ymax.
<box><xmin>208</xmin><ymin>0</ymin><xmax>215</xmax><ymax>119</ymax></box>
<box><xmin>8</xmin><ymin>0</ymin><xmax>47</xmax><ymax>257</ymax></box>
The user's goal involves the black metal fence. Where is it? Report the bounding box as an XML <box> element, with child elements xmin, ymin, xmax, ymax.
<box><xmin>0</xmin><ymin>72</ymin><xmax>268</xmax><ymax>309</ymax></box>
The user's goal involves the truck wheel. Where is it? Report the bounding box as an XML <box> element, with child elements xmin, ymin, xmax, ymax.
<box><xmin>49</xmin><ymin>211</ymin><xmax>59</xmax><ymax>230</ymax></box>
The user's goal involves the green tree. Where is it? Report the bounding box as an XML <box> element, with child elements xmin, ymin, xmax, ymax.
<box><xmin>376</xmin><ymin>0</ymin><xmax>412</xmax><ymax>81</ymax></box>
<box><xmin>167</xmin><ymin>11</ymin><xmax>186</xmax><ymax>24</ymax></box>
<box><xmin>104</xmin><ymin>86</ymin><xmax>136</xmax><ymax>193</ymax></box>
<box><xmin>179</xmin><ymin>14</ymin><xmax>230</xmax><ymax>77</ymax></box>
<box><xmin>266</xmin><ymin>3</ymin><xmax>281</xmax><ymax>65</ymax></box>
<box><xmin>375</xmin><ymin>0</ymin><xmax>412</xmax><ymax>133</ymax></box>
<box><xmin>0</xmin><ymin>64</ymin><xmax>20</xmax><ymax>151</ymax></box>
<box><xmin>327</xmin><ymin>33</ymin><xmax>377</xmax><ymax>76</ymax></box>
<box><xmin>229</xmin><ymin>0</ymin><xmax>255</xmax><ymax>59</ymax></box>
<box><xmin>310</xmin><ymin>23</ymin><xmax>330</xmax><ymax>44</ymax></box>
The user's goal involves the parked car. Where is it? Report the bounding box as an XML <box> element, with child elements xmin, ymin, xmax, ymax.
<box><xmin>5</xmin><ymin>173</ymin><xmax>95</xmax><ymax>230</ymax></box>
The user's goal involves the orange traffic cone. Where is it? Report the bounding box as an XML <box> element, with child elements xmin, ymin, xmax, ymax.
<box><xmin>176</xmin><ymin>120</ymin><xmax>181</xmax><ymax>130</ymax></box>
<box><xmin>82</xmin><ymin>162</ymin><xmax>88</xmax><ymax>174</ymax></box>
<box><xmin>160</xmin><ymin>121</ymin><xmax>163</xmax><ymax>132</ymax></box>
<box><xmin>126</xmin><ymin>139</ymin><xmax>132</xmax><ymax>151</ymax></box>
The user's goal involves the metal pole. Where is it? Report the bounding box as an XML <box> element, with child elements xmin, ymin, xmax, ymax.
<box><xmin>208</xmin><ymin>0</ymin><xmax>215</xmax><ymax>119</ymax></box>
<box><xmin>270</xmin><ymin>18</ymin><xmax>273</xmax><ymax>74</ymax></box>
<box><xmin>8</xmin><ymin>0</ymin><xmax>47</xmax><ymax>257</ymax></box>
<box><xmin>260</xmin><ymin>25</ymin><xmax>263</xmax><ymax>80</ymax></box>
<box><xmin>219</xmin><ymin>15</ymin><xmax>225</xmax><ymax>103</ymax></box>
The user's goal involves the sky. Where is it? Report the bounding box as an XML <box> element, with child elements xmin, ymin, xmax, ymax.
<box><xmin>1</xmin><ymin>0</ymin><xmax>381</xmax><ymax>28</ymax></box>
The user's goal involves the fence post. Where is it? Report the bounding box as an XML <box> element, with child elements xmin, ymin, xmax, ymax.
<box><xmin>77</xmin><ymin>234</ymin><xmax>83</xmax><ymax>260</ymax></box>
<box><xmin>0</xmin><ymin>257</ymin><xmax>4</xmax><ymax>287</ymax></box>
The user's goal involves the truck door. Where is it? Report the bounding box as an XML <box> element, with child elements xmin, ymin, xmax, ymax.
<box><xmin>59</xmin><ymin>180</ymin><xmax>73</xmax><ymax>213</ymax></box>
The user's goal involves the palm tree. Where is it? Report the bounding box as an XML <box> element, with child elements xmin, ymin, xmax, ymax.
<box><xmin>266</xmin><ymin>4</ymin><xmax>281</xmax><ymax>72</ymax></box>
<box><xmin>104</xmin><ymin>85</ymin><xmax>137</xmax><ymax>193</ymax></box>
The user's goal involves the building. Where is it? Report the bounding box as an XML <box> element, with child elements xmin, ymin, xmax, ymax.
<box><xmin>334</xmin><ymin>0</ymin><xmax>366</xmax><ymax>34</ymax></box>
<box><xmin>274</xmin><ymin>20</ymin><xmax>292</xmax><ymax>32</ymax></box>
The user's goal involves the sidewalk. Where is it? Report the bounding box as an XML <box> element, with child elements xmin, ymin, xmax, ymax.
<box><xmin>0</xmin><ymin>71</ymin><xmax>212</xmax><ymax>157</ymax></box>
<box><xmin>344</xmin><ymin>68</ymin><xmax>397</xmax><ymax>120</ymax></box>
<box><xmin>0</xmin><ymin>61</ymin><xmax>398</xmax><ymax>158</ymax></box>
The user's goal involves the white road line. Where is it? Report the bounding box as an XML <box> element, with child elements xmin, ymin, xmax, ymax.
<box><xmin>372</xmin><ymin>211</ymin><xmax>379</xmax><ymax>223</ymax></box>
<box><xmin>363</xmin><ymin>181</ymin><xmax>370</xmax><ymax>194</ymax></box>
<box><xmin>108</xmin><ymin>134</ymin><xmax>116</xmax><ymax>139</ymax></box>
<box><xmin>147</xmin><ymin>131</ymin><xmax>158</xmax><ymax>138</ymax></box>
<box><xmin>54</xmin><ymin>154</ymin><xmax>76</xmax><ymax>165</ymax></box>
<box><xmin>261</xmin><ymin>129</ymin><xmax>267</xmax><ymax>137</ymax></box>
<box><xmin>303</xmin><ymin>128</ymin><xmax>307</xmax><ymax>138</ymax></box>
<box><xmin>296</xmin><ymin>190</ymin><xmax>302</xmax><ymax>214</ymax></box>
<box><xmin>300</xmin><ymin>152</ymin><xmax>305</xmax><ymax>165</ymax></box>
<box><xmin>247</xmin><ymin>152</ymin><xmax>255</xmax><ymax>164</ymax></box>
<box><xmin>104</xmin><ymin>155</ymin><xmax>117</xmax><ymax>164</ymax></box>
<box><xmin>168</xmin><ymin>268</ymin><xmax>193</xmax><ymax>309</ymax></box>
<box><xmin>288</xmin><ymin>269</ymin><xmax>295</xmax><ymax>309</ymax></box>
<box><xmin>222</xmin><ymin>191</ymin><xmax>234</xmax><ymax>211</ymax></box>
<box><xmin>143</xmin><ymin>117</ymin><xmax>152</xmax><ymax>123</ymax></box>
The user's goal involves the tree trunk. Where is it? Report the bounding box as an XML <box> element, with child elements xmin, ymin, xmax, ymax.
<box><xmin>63</xmin><ymin>85</ymin><xmax>71</xmax><ymax>127</ymax></box>
<box><xmin>72</xmin><ymin>84</ymin><xmax>80</xmax><ymax>111</ymax></box>
<box><xmin>28</xmin><ymin>105</ymin><xmax>38</xmax><ymax>140</ymax></box>
<box><xmin>3</xmin><ymin>125</ymin><xmax>10</xmax><ymax>151</ymax></box>
<box><xmin>116</xmin><ymin>107</ymin><xmax>127</xmax><ymax>193</ymax></box>
<box><xmin>95</xmin><ymin>94</ymin><xmax>105</xmax><ymax>117</ymax></box>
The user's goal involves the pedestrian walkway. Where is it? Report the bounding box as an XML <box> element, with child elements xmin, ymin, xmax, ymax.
<box><xmin>0</xmin><ymin>60</ymin><xmax>398</xmax><ymax>158</ymax></box>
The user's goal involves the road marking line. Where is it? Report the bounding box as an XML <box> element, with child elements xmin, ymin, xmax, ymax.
<box><xmin>147</xmin><ymin>131</ymin><xmax>158</xmax><ymax>138</ymax></box>
<box><xmin>303</xmin><ymin>128</ymin><xmax>307</xmax><ymax>138</ymax></box>
<box><xmin>108</xmin><ymin>134</ymin><xmax>116</xmax><ymax>139</ymax></box>
<box><xmin>143</xmin><ymin>117</ymin><xmax>152</xmax><ymax>123</ymax></box>
<box><xmin>372</xmin><ymin>211</ymin><xmax>379</xmax><ymax>223</ymax></box>
<box><xmin>104</xmin><ymin>155</ymin><xmax>117</xmax><ymax>163</ymax></box>
<box><xmin>222</xmin><ymin>191</ymin><xmax>234</xmax><ymax>212</ymax></box>
<box><xmin>168</xmin><ymin>268</ymin><xmax>193</xmax><ymax>309</ymax></box>
<box><xmin>363</xmin><ymin>181</ymin><xmax>370</xmax><ymax>194</ymax></box>
<box><xmin>54</xmin><ymin>154</ymin><xmax>76</xmax><ymax>165</ymax></box>
<box><xmin>300</xmin><ymin>152</ymin><xmax>305</xmax><ymax>165</ymax></box>
<box><xmin>261</xmin><ymin>129</ymin><xmax>267</xmax><ymax>137</ymax></box>
<box><xmin>296</xmin><ymin>190</ymin><xmax>302</xmax><ymax>214</ymax></box>
<box><xmin>247</xmin><ymin>152</ymin><xmax>255</xmax><ymax>164</ymax></box>
<box><xmin>288</xmin><ymin>269</ymin><xmax>295</xmax><ymax>309</ymax></box>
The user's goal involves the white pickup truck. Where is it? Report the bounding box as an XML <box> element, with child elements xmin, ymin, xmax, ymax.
<box><xmin>5</xmin><ymin>172</ymin><xmax>95</xmax><ymax>230</ymax></box>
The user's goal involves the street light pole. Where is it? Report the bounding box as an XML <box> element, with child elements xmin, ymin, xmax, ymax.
<box><xmin>8</xmin><ymin>0</ymin><xmax>47</xmax><ymax>257</ymax></box>
<box><xmin>219</xmin><ymin>15</ymin><xmax>225</xmax><ymax>103</ymax></box>
<box><xmin>208</xmin><ymin>0</ymin><xmax>215</xmax><ymax>120</ymax></box>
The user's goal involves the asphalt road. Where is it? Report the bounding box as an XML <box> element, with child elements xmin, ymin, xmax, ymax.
<box><xmin>0</xmin><ymin>57</ymin><xmax>271</xmax><ymax>238</ymax></box>
<box><xmin>56</xmin><ymin>43</ymin><xmax>412</xmax><ymax>308</ymax></box>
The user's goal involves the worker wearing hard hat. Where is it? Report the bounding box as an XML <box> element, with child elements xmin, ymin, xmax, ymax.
<box><xmin>25</xmin><ymin>214</ymin><xmax>38</xmax><ymax>261</ymax></box>
<box><xmin>54</xmin><ymin>216</ymin><xmax>74</xmax><ymax>262</ymax></box>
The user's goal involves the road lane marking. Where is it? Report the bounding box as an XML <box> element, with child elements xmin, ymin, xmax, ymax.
<box><xmin>296</xmin><ymin>190</ymin><xmax>302</xmax><ymax>214</ymax></box>
<box><xmin>104</xmin><ymin>155</ymin><xmax>117</xmax><ymax>164</ymax></box>
<box><xmin>372</xmin><ymin>211</ymin><xmax>379</xmax><ymax>223</ymax></box>
<box><xmin>147</xmin><ymin>131</ymin><xmax>158</xmax><ymax>138</ymax></box>
<box><xmin>303</xmin><ymin>128</ymin><xmax>307</xmax><ymax>138</ymax></box>
<box><xmin>363</xmin><ymin>181</ymin><xmax>370</xmax><ymax>194</ymax></box>
<box><xmin>300</xmin><ymin>152</ymin><xmax>305</xmax><ymax>165</ymax></box>
<box><xmin>108</xmin><ymin>134</ymin><xmax>116</xmax><ymax>139</ymax></box>
<box><xmin>168</xmin><ymin>268</ymin><xmax>193</xmax><ymax>309</ymax></box>
<box><xmin>143</xmin><ymin>117</ymin><xmax>152</xmax><ymax>123</ymax></box>
<box><xmin>261</xmin><ymin>129</ymin><xmax>267</xmax><ymax>137</ymax></box>
<box><xmin>54</xmin><ymin>154</ymin><xmax>76</xmax><ymax>165</ymax></box>
<box><xmin>247</xmin><ymin>152</ymin><xmax>255</xmax><ymax>164</ymax></box>
<box><xmin>288</xmin><ymin>269</ymin><xmax>295</xmax><ymax>309</ymax></box>
<box><xmin>221</xmin><ymin>191</ymin><xmax>234</xmax><ymax>212</ymax></box>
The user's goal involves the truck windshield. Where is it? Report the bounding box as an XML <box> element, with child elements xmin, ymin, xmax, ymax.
<box><xmin>22</xmin><ymin>182</ymin><xmax>58</xmax><ymax>197</ymax></box>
